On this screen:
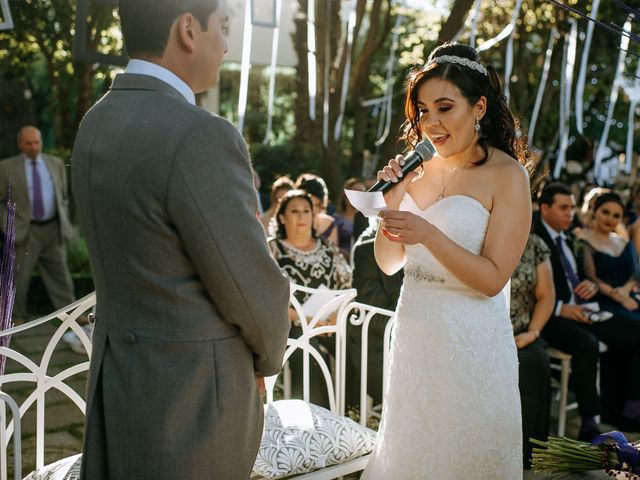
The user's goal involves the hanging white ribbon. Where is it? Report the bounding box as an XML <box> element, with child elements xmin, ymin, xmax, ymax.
<box><xmin>529</xmin><ymin>27</ymin><xmax>558</xmax><ymax>148</ymax></box>
<box><xmin>307</xmin><ymin>0</ymin><xmax>317</xmax><ymax>121</ymax></box>
<box><xmin>554</xmin><ymin>20</ymin><xmax>578</xmax><ymax>179</ymax></box>
<box><xmin>574</xmin><ymin>0</ymin><xmax>600</xmax><ymax>135</ymax></box>
<box><xmin>469</xmin><ymin>0</ymin><xmax>483</xmax><ymax>48</ymax></box>
<box><xmin>375</xmin><ymin>13</ymin><xmax>404</xmax><ymax>146</ymax></box>
<box><xmin>237</xmin><ymin>0</ymin><xmax>253</xmax><ymax>132</ymax></box>
<box><xmin>334</xmin><ymin>1</ymin><xmax>357</xmax><ymax>141</ymax></box>
<box><xmin>322</xmin><ymin>1</ymin><xmax>332</xmax><ymax>147</ymax></box>
<box><xmin>594</xmin><ymin>16</ymin><xmax>631</xmax><ymax>181</ymax></box>
<box><xmin>0</xmin><ymin>0</ymin><xmax>13</xmax><ymax>30</ymax></box>
<box><xmin>476</xmin><ymin>0</ymin><xmax>523</xmax><ymax>54</ymax></box>
<box><xmin>262</xmin><ymin>0</ymin><xmax>283</xmax><ymax>144</ymax></box>
<box><xmin>502</xmin><ymin>0</ymin><xmax>525</xmax><ymax>101</ymax></box>
<box><xmin>622</xmin><ymin>62</ymin><xmax>640</xmax><ymax>174</ymax></box>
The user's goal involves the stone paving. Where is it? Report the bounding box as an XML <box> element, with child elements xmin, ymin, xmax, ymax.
<box><xmin>2</xmin><ymin>317</ymin><xmax>639</xmax><ymax>479</ymax></box>
<box><xmin>3</xmin><ymin>320</ymin><xmax>87</xmax><ymax>477</ymax></box>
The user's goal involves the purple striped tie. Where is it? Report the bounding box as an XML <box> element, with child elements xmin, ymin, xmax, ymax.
<box><xmin>31</xmin><ymin>160</ymin><xmax>44</xmax><ymax>220</ymax></box>
<box><xmin>555</xmin><ymin>235</ymin><xmax>580</xmax><ymax>290</ymax></box>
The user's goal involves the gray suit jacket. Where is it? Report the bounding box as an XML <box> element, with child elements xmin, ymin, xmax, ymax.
<box><xmin>0</xmin><ymin>153</ymin><xmax>73</xmax><ymax>243</ymax></box>
<box><xmin>71</xmin><ymin>73</ymin><xmax>290</xmax><ymax>479</ymax></box>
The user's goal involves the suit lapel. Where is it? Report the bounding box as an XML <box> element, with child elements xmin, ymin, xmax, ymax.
<box><xmin>534</xmin><ymin>219</ymin><xmax>572</xmax><ymax>302</ymax></box>
<box><xmin>10</xmin><ymin>155</ymin><xmax>30</xmax><ymax>209</ymax></box>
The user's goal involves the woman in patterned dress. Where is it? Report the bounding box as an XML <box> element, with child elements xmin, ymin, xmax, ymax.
<box><xmin>268</xmin><ymin>189</ymin><xmax>351</xmax><ymax>406</ymax></box>
<box><xmin>510</xmin><ymin>233</ymin><xmax>555</xmax><ymax>468</ymax></box>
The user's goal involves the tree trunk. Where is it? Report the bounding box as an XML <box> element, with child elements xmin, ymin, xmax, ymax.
<box><xmin>436</xmin><ymin>0</ymin><xmax>476</xmax><ymax>44</ymax></box>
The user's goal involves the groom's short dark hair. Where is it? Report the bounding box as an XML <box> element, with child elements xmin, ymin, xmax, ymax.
<box><xmin>539</xmin><ymin>182</ymin><xmax>572</xmax><ymax>207</ymax></box>
<box><xmin>119</xmin><ymin>0</ymin><xmax>220</xmax><ymax>58</ymax></box>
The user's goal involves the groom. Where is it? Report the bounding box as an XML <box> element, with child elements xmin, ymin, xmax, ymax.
<box><xmin>71</xmin><ymin>0</ymin><xmax>291</xmax><ymax>478</ymax></box>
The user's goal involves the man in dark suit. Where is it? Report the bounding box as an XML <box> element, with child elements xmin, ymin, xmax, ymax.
<box><xmin>346</xmin><ymin>223</ymin><xmax>403</xmax><ymax>408</ymax></box>
<box><xmin>535</xmin><ymin>182</ymin><xmax>640</xmax><ymax>439</ymax></box>
<box><xmin>71</xmin><ymin>0</ymin><xmax>291</xmax><ymax>478</ymax></box>
<box><xmin>0</xmin><ymin>125</ymin><xmax>75</xmax><ymax>322</ymax></box>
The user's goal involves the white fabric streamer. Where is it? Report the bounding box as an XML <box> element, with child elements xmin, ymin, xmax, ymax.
<box><xmin>554</xmin><ymin>20</ymin><xmax>578</xmax><ymax>179</ymax></box>
<box><xmin>322</xmin><ymin>1</ymin><xmax>332</xmax><ymax>147</ymax></box>
<box><xmin>477</xmin><ymin>0</ymin><xmax>523</xmax><ymax>55</ymax></box>
<box><xmin>237</xmin><ymin>0</ymin><xmax>253</xmax><ymax>132</ymax></box>
<box><xmin>375</xmin><ymin>13</ymin><xmax>403</xmax><ymax>146</ymax></box>
<box><xmin>334</xmin><ymin>2</ymin><xmax>357</xmax><ymax>141</ymax></box>
<box><xmin>622</xmin><ymin>61</ymin><xmax>640</xmax><ymax>174</ymax></box>
<box><xmin>574</xmin><ymin>0</ymin><xmax>600</xmax><ymax>135</ymax></box>
<box><xmin>502</xmin><ymin>0</ymin><xmax>524</xmax><ymax>101</ymax></box>
<box><xmin>0</xmin><ymin>0</ymin><xmax>13</xmax><ymax>30</ymax></box>
<box><xmin>469</xmin><ymin>0</ymin><xmax>482</xmax><ymax>48</ymax></box>
<box><xmin>594</xmin><ymin>16</ymin><xmax>631</xmax><ymax>181</ymax></box>
<box><xmin>307</xmin><ymin>0</ymin><xmax>317</xmax><ymax>121</ymax></box>
<box><xmin>529</xmin><ymin>28</ymin><xmax>558</xmax><ymax>148</ymax></box>
<box><xmin>262</xmin><ymin>0</ymin><xmax>283</xmax><ymax>145</ymax></box>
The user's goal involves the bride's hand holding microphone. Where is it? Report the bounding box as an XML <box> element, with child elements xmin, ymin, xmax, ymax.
<box><xmin>373</xmin><ymin>141</ymin><xmax>436</xmax><ymax>245</ymax></box>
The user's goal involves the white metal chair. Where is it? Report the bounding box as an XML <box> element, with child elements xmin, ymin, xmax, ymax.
<box><xmin>257</xmin><ymin>284</ymin><xmax>368</xmax><ymax>479</ymax></box>
<box><xmin>547</xmin><ymin>347</ymin><xmax>576</xmax><ymax>437</ymax></box>
<box><xmin>0</xmin><ymin>293</ymin><xmax>95</xmax><ymax>480</ymax></box>
<box><xmin>337</xmin><ymin>301</ymin><xmax>395</xmax><ymax>427</ymax></box>
<box><xmin>2</xmin><ymin>285</ymin><xmax>388</xmax><ymax>480</ymax></box>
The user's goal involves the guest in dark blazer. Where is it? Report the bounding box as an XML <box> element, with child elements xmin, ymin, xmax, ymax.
<box><xmin>535</xmin><ymin>182</ymin><xmax>640</xmax><ymax>440</ymax></box>
<box><xmin>346</xmin><ymin>222</ymin><xmax>403</xmax><ymax>408</ymax></box>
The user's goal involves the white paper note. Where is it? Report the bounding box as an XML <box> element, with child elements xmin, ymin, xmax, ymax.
<box><xmin>301</xmin><ymin>285</ymin><xmax>338</xmax><ymax>321</ymax></box>
<box><xmin>344</xmin><ymin>189</ymin><xmax>388</xmax><ymax>218</ymax></box>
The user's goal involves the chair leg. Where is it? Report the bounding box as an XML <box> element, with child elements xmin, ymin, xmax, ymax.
<box><xmin>558</xmin><ymin>358</ymin><xmax>570</xmax><ymax>437</ymax></box>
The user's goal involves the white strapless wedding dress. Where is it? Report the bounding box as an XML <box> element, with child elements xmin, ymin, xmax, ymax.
<box><xmin>362</xmin><ymin>194</ymin><xmax>522</xmax><ymax>479</ymax></box>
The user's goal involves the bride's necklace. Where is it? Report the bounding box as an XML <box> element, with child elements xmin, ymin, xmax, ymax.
<box><xmin>437</xmin><ymin>164</ymin><xmax>463</xmax><ymax>201</ymax></box>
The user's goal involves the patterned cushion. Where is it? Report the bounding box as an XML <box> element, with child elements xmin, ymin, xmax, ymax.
<box><xmin>23</xmin><ymin>453</ymin><xmax>81</xmax><ymax>480</ymax></box>
<box><xmin>252</xmin><ymin>400</ymin><xmax>376</xmax><ymax>479</ymax></box>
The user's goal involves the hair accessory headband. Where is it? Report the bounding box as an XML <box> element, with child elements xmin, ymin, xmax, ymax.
<box><xmin>428</xmin><ymin>55</ymin><xmax>488</xmax><ymax>76</ymax></box>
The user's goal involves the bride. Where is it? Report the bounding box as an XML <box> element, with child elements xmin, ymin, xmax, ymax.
<box><xmin>362</xmin><ymin>42</ymin><xmax>531</xmax><ymax>479</ymax></box>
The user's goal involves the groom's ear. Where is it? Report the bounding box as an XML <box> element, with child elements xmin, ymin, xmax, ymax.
<box><xmin>174</xmin><ymin>13</ymin><xmax>197</xmax><ymax>54</ymax></box>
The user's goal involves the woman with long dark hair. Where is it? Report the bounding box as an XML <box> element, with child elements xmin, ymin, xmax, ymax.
<box><xmin>362</xmin><ymin>42</ymin><xmax>531</xmax><ymax>478</ymax></box>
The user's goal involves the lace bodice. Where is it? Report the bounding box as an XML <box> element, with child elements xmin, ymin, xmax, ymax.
<box><xmin>402</xmin><ymin>194</ymin><xmax>489</xmax><ymax>289</ymax></box>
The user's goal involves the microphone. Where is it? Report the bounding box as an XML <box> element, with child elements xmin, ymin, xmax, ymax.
<box><xmin>368</xmin><ymin>140</ymin><xmax>436</xmax><ymax>193</ymax></box>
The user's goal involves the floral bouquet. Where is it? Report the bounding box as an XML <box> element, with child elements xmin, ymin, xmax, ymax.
<box><xmin>531</xmin><ymin>431</ymin><xmax>640</xmax><ymax>479</ymax></box>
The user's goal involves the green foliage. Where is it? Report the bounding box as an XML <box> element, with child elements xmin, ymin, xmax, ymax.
<box><xmin>0</xmin><ymin>0</ymin><xmax>121</xmax><ymax>152</ymax></box>
<box><xmin>66</xmin><ymin>236</ymin><xmax>92</xmax><ymax>277</ymax></box>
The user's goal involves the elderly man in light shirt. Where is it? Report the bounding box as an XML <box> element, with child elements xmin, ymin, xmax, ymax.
<box><xmin>0</xmin><ymin>125</ymin><xmax>75</xmax><ymax>323</ymax></box>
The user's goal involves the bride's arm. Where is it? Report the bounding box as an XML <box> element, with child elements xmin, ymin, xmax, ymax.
<box><xmin>379</xmin><ymin>160</ymin><xmax>531</xmax><ymax>296</ymax></box>
<box><xmin>425</xmin><ymin>161</ymin><xmax>531</xmax><ymax>296</ymax></box>
<box><xmin>374</xmin><ymin>223</ymin><xmax>407</xmax><ymax>275</ymax></box>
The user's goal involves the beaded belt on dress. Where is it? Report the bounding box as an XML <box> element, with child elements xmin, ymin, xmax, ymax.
<box><xmin>404</xmin><ymin>264</ymin><xmax>487</xmax><ymax>297</ymax></box>
<box><xmin>404</xmin><ymin>265</ymin><xmax>446</xmax><ymax>284</ymax></box>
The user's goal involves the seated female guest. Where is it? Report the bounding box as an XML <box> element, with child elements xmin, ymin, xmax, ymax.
<box><xmin>579</xmin><ymin>191</ymin><xmax>640</xmax><ymax>429</ymax></box>
<box><xmin>579</xmin><ymin>192</ymin><xmax>640</xmax><ymax>321</ymax></box>
<box><xmin>268</xmin><ymin>189</ymin><xmax>352</xmax><ymax>406</ymax></box>
<box><xmin>295</xmin><ymin>173</ymin><xmax>339</xmax><ymax>245</ymax></box>
<box><xmin>510</xmin><ymin>233</ymin><xmax>555</xmax><ymax>468</ymax></box>
<box><xmin>259</xmin><ymin>175</ymin><xmax>294</xmax><ymax>236</ymax></box>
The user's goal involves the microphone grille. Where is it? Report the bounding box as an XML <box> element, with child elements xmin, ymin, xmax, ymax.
<box><xmin>414</xmin><ymin>140</ymin><xmax>436</xmax><ymax>160</ymax></box>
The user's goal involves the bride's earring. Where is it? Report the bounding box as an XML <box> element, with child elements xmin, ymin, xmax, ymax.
<box><xmin>474</xmin><ymin>117</ymin><xmax>481</xmax><ymax>133</ymax></box>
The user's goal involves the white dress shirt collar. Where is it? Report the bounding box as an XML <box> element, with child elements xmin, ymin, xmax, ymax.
<box><xmin>23</xmin><ymin>153</ymin><xmax>43</xmax><ymax>165</ymax></box>
<box><xmin>541</xmin><ymin>218</ymin><xmax>566</xmax><ymax>242</ymax></box>
<box><xmin>125</xmin><ymin>59</ymin><xmax>196</xmax><ymax>105</ymax></box>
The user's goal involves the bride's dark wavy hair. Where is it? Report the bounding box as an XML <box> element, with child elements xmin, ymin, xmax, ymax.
<box><xmin>401</xmin><ymin>42</ymin><xmax>529</xmax><ymax>168</ymax></box>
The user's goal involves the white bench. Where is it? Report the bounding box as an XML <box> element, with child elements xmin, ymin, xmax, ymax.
<box><xmin>1</xmin><ymin>286</ymin><xmax>396</xmax><ymax>480</ymax></box>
